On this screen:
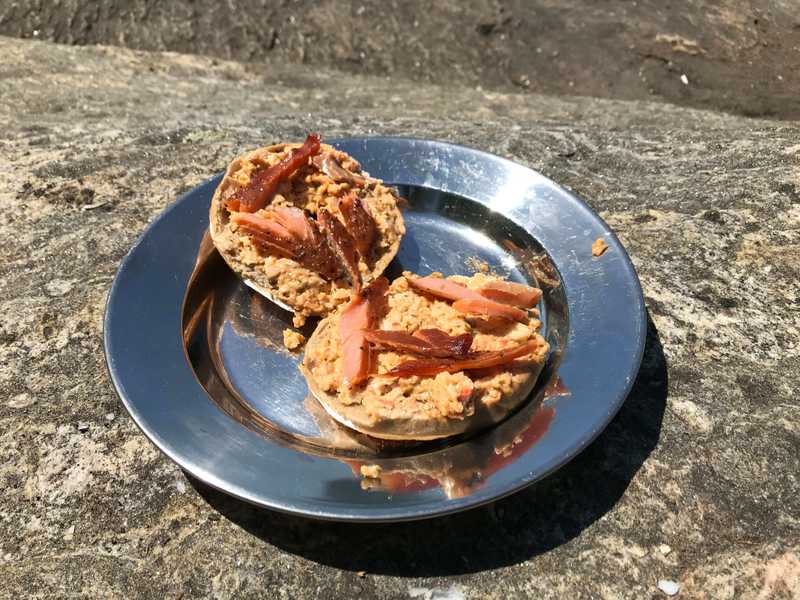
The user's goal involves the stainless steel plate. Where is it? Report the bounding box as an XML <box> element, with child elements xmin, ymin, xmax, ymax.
<box><xmin>105</xmin><ymin>137</ymin><xmax>646</xmax><ymax>521</ymax></box>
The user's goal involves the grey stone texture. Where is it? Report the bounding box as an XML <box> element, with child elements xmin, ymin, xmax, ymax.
<box><xmin>2</xmin><ymin>0</ymin><xmax>799</xmax><ymax>119</ymax></box>
<box><xmin>0</xmin><ymin>36</ymin><xmax>798</xmax><ymax>598</ymax></box>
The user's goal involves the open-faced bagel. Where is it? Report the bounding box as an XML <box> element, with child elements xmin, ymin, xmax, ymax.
<box><xmin>209</xmin><ymin>135</ymin><xmax>405</xmax><ymax>320</ymax></box>
<box><xmin>301</xmin><ymin>272</ymin><xmax>549</xmax><ymax>440</ymax></box>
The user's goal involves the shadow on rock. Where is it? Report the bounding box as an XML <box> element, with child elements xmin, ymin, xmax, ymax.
<box><xmin>189</xmin><ymin>313</ymin><xmax>667</xmax><ymax>576</ymax></box>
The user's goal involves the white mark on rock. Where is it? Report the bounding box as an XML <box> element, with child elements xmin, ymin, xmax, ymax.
<box><xmin>63</xmin><ymin>525</ymin><xmax>75</xmax><ymax>541</ymax></box>
<box><xmin>680</xmin><ymin>74</ymin><xmax>689</xmax><ymax>85</ymax></box>
<box><xmin>81</xmin><ymin>200</ymin><xmax>108</xmax><ymax>211</ymax></box>
<box><xmin>781</xmin><ymin>143</ymin><xmax>800</xmax><ymax>155</ymax></box>
<box><xmin>658</xmin><ymin>579</ymin><xmax>680</xmax><ymax>596</ymax></box>
<box><xmin>671</xmin><ymin>398</ymin><xmax>713</xmax><ymax>433</ymax></box>
<box><xmin>105</xmin><ymin>412</ymin><xmax>115</xmax><ymax>422</ymax></box>
<box><xmin>45</xmin><ymin>279</ymin><xmax>75</xmax><ymax>296</ymax></box>
<box><xmin>77</xmin><ymin>422</ymin><xmax>89</xmax><ymax>432</ymax></box>
<box><xmin>176</xmin><ymin>478</ymin><xmax>187</xmax><ymax>494</ymax></box>
<box><xmin>659</xmin><ymin>544</ymin><xmax>672</xmax><ymax>555</ymax></box>
<box><xmin>409</xmin><ymin>586</ymin><xmax>466</xmax><ymax>600</ymax></box>
<box><xmin>8</xmin><ymin>393</ymin><xmax>35</xmax><ymax>409</ymax></box>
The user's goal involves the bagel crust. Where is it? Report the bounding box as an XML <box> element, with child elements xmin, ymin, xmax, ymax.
<box><xmin>301</xmin><ymin>273</ymin><xmax>549</xmax><ymax>440</ymax></box>
<box><xmin>209</xmin><ymin>141</ymin><xmax>405</xmax><ymax>318</ymax></box>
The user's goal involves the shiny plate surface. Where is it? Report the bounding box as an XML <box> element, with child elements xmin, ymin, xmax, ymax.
<box><xmin>104</xmin><ymin>137</ymin><xmax>646</xmax><ymax>521</ymax></box>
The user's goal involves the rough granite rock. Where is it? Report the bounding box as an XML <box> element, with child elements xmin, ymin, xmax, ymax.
<box><xmin>2</xmin><ymin>0</ymin><xmax>799</xmax><ymax>120</ymax></box>
<box><xmin>0</xmin><ymin>36</ymin><xmax>798</xmax><ymax>599</ymax></box>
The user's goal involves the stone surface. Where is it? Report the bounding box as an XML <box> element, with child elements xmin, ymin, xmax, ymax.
<box><xmin>0</xmin><ymin>36</ymin><xmax>798</xmax><ymax>599</ymax></box>
<box><xmin>2</xmin><ymin>0</ymin><xmax>799</xmax><ymax>119</ymax></box>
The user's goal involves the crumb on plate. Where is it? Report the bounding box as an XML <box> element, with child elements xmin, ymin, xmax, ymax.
<box><xmin>465</xmin><ymin>256</ymin><xmax>491</xmax><ymax>274</ymax></box>
<box><xmin>283</xmin><ymin>329</ymin><xmax>306</xmax><ymax>351</ymax></box>
<box><xmin>592</xmin><ymin>238</ymin><xmax>609</xmax><ymax>257</ymax></box>
<box><xmin>360</xmin><ymin>464</ymin><xmax>382</xmax><ymax>478</ymax></box>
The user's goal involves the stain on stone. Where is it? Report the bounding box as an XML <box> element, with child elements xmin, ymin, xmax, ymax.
<box><xmin>28</xmin><ymin>135</ymin><xmax>51</xmax><ymax>146</ymax></box>
<box><xmin>0</xmin><ymin>330</ymin><xmax>17</xmax><ymax>344</ymax></box>
<box><xmin>60</xmin><ymin>186</ymin><xmax>96</xmax><ymax>205</ymax></box>
<box><xmin>134</xmin><ymin>127</ymin><xmax>193</xmax><ymax>146</ymax></box>
<box><xmin>775</xmin><ymin>182</ymin><xmax>798</xmax><ymax>202</ymax></box>
<box><xmin>691</xmin><ymin>287</ymin><xmax>738</xmax><ymax>310</ymax></box>
<box><xmin>20</xmin><ymin>181</ymin><xmax>98</xmax><ymax>206</ymax></box>
<box><xmin>35</xmin><ymin>156</ymin><xmax>111</xmax><ymax>179</ymax></box>
<box><xmin>736</xmin><ymin>373</ymin><xmax>778</xmax><ymax>405</ymax></box>
<box><xmin>644</xmin><ymin>296</ymin><xmax>669</xmax><ymax>316</ymax></box>
<box><xmin>633</xmin><ymin>213</ymin><xmax>657</xmax><ymax>223</ymax></box>
<box><xmin>702</xmin><ymin>209</ymin><xmax>725</xmax><ymax>224</ymax></box>
<box><xmin>668</xmin><ymin>364</ymin><xmax>701</xmax><ymax>387</ymax></box>
<box><xmin>743</xmin><ymin>222</ymin><xmax>760</xmax><ymax>233</ymax></box>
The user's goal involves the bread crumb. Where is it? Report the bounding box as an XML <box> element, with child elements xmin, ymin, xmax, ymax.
<box><xmin>359</xmin><ymin>464</ymin><xmax>382</xmax><ymax>478</ymax></box>
<box><xmin>592</xmin><ymin>238</ymin><xmax>609</xmax><ymax>257</ymax></box>
<box><xmin>283</xmin><ymin>329</ymin><xmax>306</xmax><ymax>351</ymax></box>
<box><xmin>356</xmin><ymin>571</ymin><xmax>366</xmax><ymax>578</ymax></box>
<box><xmin>465</xmin><ymin>256</ymin><xmax>491</xmax><ymax>274</ymax></box>
<box><xmin>292</xmin><ymin>313</ymin><xmax>307</xmax><ymax>328</ymax></box>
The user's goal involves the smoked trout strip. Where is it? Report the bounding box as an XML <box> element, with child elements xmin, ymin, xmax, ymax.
<box><xmin>406</xmin><ymin>275</ymin><xmax>485</xmax><ymax>302</ymax></box>
<box><xmin>226</xmin><ymin>133</ymin><xmax>322</xmax><ymax>213</ymax></box>
<box><xmin>311</xmin><ymin>153</ymin><xmax>367</xmax><ymax>186</ymax></box>
<box><xmin>382</xmin><ymin>338</ymin><xmax>543</xmax><ymax>379</ymax></box>
<box><xmin>271</xmin><ymin>206</ymin><xmax>315</xmax><ymax>243</ymax></box>
<box><xmin>413</xmin><ymin>329</ymin><xmax>473</xmax><ymax>356</ymax></box>
<box><xmin>318</xmin><ymin>209</ymin><xmax>362</xmax><ymax>292</ymax></box>
<box><xmin>478</xmin><ymin>280</ymin><xmax>542</xmax><ymax>308</ymax></box>
<box><xmin>338</xmin><ymin>193</ymin><xmax>377</xmax><ymax>257</ymax></box>
<box><xmin>231</xmin><ymin>211</ymin><xmax>341</xmax><ymax>280</ymax></box>
<box><xmin>363</xmin><ymin>329</ymin><xmax>474</xmax><ymax>358</ymax></box>
<box><xmin>340</xmin><ymin>277</ymin><xmax>389</xmax><ymax>387</ymax></box>
<box><xmin>407</xmin><ymin>276</ymin><xmax>530</xmax><ymax>322</ymax></box>
<box><xmin>451</xmin><ymin>298</ymin><xmax>528</xmax><ymax>322</ymax></box>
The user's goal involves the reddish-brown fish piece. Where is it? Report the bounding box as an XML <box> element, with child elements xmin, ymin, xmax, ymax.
<box><xmin>318</xmin><ymin>209</ymin><xmax>361</xmax><ymax>292</ymax></box>
<box><xmin>340</xmin><ymin>277</ymin><xmax>389</xmax><ymax>387</ymax></box>
<box><xmin>407</xmin><ymin>275</ymin><xmax>527</xmax><ymax>321</ymax></box>
<box><xmin>413</xmin><ymin>329</ymin><xmax>473</xmax><ymax>356</ymax></box>
<box><xmin>231</xmin><ymin>211</ymin><xmax>341</xmax><ymax>280</ymax></box>
<box><xmin>452</xmin><ymin>298</ymin><xmax>529</xmax><ymax>323</ymax></box>
<box><xmin>478</xmin><ymin>280</ymin><xmax>542</xmax><ymax>308</ymax></box>
<box><xmin>383</xmin><ymin>338</ymin><xmax>542</xmax><ymax>378</ymax></box>
<box><xmin>271</xmin><ymin>206</ymin><xmax>315</xmax><ymax>243</ymax></box>
<box><xmin>406</xmin><ymin>276</ymin><xmax>485</xmax><ymax>302</ymax></box>
<box><xmin>338</xmin><ymin>193</ymin><xmax>377</xmax><ymax>258</ymax></box>
<box><xmin>364</xmin><ymin>329</ymin><xmax>473</xmax><ymax>358</ymax></box>
<box><xmin>311</xmin><ymin>153</ymin><xmax>366</xmax><ymax>187</ymax></box>
<box><xmin>230</xmin><ymin>212</ymin><xmax>297</xmax><ymax>258</ymax></box>
<box><xmin>226</xmin><ymin>133</ymin><xmax>322</xmax><ymax>213</ymax></box>
<box><xmin>300</xmin><ymin>219</ymin><xmax>343</xmax><ymax>280</ymax></box>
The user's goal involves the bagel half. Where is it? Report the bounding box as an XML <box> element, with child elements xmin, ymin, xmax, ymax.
<box><xmin>301</xmin><ymin>273</ymin><xmax>549</xmax><ymax>440</ymax></box>
<box><xmin>209</xmin><ymin>139</ymin><xmax>405</xmax><ymax>320</ymax></box>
